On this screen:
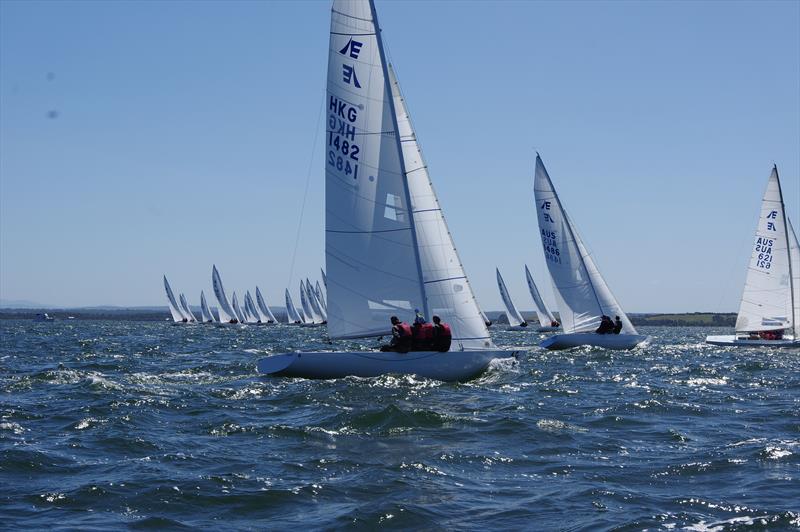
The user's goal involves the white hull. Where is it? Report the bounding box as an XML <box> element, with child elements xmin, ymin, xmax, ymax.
<box><xmin>540</xmin><ymin>333</ymin><xmax>648</xmax><ymax>350</ymax></box>
<box><xmin>256</xmin><ymin>349</ymin><xmax>518</xmax><ymax>382</ymax></box>
<box><xmin>536</xmin><ymin>326</ymin><xmax>560</xmax><ymax>333</ymax></box>
<box><xmin>705</xmin><ymin>335</ymin><xmax>800</xmax><ymax>348</ymax></box>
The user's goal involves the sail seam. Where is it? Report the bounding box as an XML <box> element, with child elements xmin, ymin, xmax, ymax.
<box><xmin>424</xmin><ymin>276</ymin><xmax>466</xmax><ymax>284</ymax></box>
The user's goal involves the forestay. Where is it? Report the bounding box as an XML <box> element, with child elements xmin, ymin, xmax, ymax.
<box><xmin>533</xmin><ymin>155</ymin><xmax>636</xmax><ymax>334</ymax></box>
<box><xmin>735</xmin><ymin>167</ymin><xmax>794</xmax><ymax>334</ymax></box>
<box><xmin>163</xmin><ymin>276</ymin><xmax>186</xmax><ymax>323</ymax></box>
<box><xmin>325</xmin><ymin>0</ymin><xmax>426</xmax><ymax>339</ymax></box>
<box><xmin>525</xmin><ymin>264</ymin><xmax>556</xmax><ymax>326</ymax></box>
<box><xmin>212</xmin><ymin>266</ymin><xmax>236</xmax><ymax>323</ymax></box>
<box><xmin>496</xmin><ymin>268</ymin><xmax>526</xmax><ymax>327</ymax></box>
<box><xmin>389</xmin><ymin>64</ymin><xmax>492</xmax><ymax>350</ymax></box>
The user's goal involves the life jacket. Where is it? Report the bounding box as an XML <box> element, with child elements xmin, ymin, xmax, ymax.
<box><xmin>438</xmin><ymin>323</ymin><xmax>452</xmax><ymax>339</ymax></box>
<box><xmin>397</xmin><ymin>322</ymin><xmax>412</xmax><ymax>337</ymax></box>
<box><xmin>414</xmin><ymin>323</ymin><xmax>434</xmax><ymax>341</ymax></box>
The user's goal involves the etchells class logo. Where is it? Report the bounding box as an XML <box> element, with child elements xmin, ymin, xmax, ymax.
<box><xmin>339</xmin><ymin>38</ymin><xmax>363</xmax><ymax>88</ymax></box>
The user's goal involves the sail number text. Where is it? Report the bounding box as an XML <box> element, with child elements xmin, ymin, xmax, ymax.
<box><xmin>328</xmin><ymin>96</ymin><xmax>361</xmax><ymax>180</ymax></box>
<box><xmin>541</xmin><ymin>229</ymin><xmax>562</xmax><ymax>264</ymax></box>
<box><xmin>754</xmin><ymin>237</ymin><xmax>774</xmax><ymax>270</ymax></box>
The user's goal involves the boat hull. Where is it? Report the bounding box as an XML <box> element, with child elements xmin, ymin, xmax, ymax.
<box><xmin>536</xmin><ymin>326</ymin><xmax>560</xmax><ymax>333</ymax></box>
<box><xmin>257</xmin><ymin>349</ymin><xmax>518</xmax><ymax>382</ymax></box>
<box><xmin>705</xmin><ymin>335</ymin><xmax>800</xmax><ymax>348</ymax></box>
<box><xmin>540</xmin><ymin>333</ymin><xmax>648</xmax><ymax>350</ymax></box>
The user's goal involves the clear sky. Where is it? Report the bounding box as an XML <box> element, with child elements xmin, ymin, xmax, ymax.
<box><xmin>1</xmin><ymin>0</ymin><xmax>798</xmax><ymax>313</ymax></box>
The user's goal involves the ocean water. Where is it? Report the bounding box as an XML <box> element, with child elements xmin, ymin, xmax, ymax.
<box><xmin>1</xmin><ymin>320</ymin><xmax>798</xmax><ymax>530</ymax></box>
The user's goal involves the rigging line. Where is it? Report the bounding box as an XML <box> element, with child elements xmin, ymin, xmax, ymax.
<box><xmin>287</xmin><ymin>96</ymin><xmax>325</xmax><ymax>291</ymax></box>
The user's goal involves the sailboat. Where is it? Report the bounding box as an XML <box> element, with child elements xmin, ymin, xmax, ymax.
<box><xmin>200</xmin><ymin>290</ymin><xmax>216</xmax><ymax>323</ymax></box>
<box><xmin>496</xmin><ymin>268</ymin><xmax>528</xmax><ymax>330</ymax></box>
<box><xmin>299</xmin><ymin>281</ymin><xmax>324</xmax><ymax>326</ymax></box>
<box><xmin>257</xmin><ymin>0</ymin><xmax>516</xmax><ymax>381</ymax></box>
<box><xmin>707</xmin><ymin>166</ymin><xmax>800</xmax><ymax>347</ymax></box>
<box><xmin>533</xmin><ymin>154</ymin><xmax>647</xmax><ymax>350</ymax></box>
<box><xmin>244</xmin><ymin>291</ymin><xmax>262</xmax><ymax>324</ymax></box>
<box><xmin>231</xmin><ymin>292</ymin><xmax>247</xmax><ymax>324</ymax></box>
<box><xmin>179</xmin><ymin>293</ymin><xmax>197</xmax><ymax>323</ymax></box>
<box><xmin>212</xmin><ymin>265</ymin><xmax>238</xmax><ymax>324</ymax></box>
<box><xmin>256</xmin><ymin>287</ymin><xmax>278</xmax><ymax>324</ymax></box>
<box><xmin>315</xmin><ymin>280</ymin><xmax>327</xmax><ymax>313</ymax></box>
<box><xmin>525</xmin><ymin>265</ymin><xmax>560</xmax><ymax>332</ymax></box>
<box><xmin>285</xmin><ymin>289</ymin><xmax>303</xmax><ymax>324</ymax></box>
<box><xmin>163</xmin><ymin>276</ymin><xmax>188</xmax><ymax>323</ymax></box>
<box><xmin>306</xmin><ymin>278</ymin><xmax>327</xmax><ymax>323</ymax></box>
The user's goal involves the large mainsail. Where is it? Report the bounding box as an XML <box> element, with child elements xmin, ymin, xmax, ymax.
<box><xmin>256</xmin><ymin>287</ymin><xmax>278</xmax><ymax>323</ymax></box>
<box><xmin>496</xmin><ymin>268</ymin><xmax>526</xmax><ymax>327</ymax></box>
<box><xmin>212</xmin><ymin>266</ymin><xmax>237</xmax><ymax>323</ymax></box>
<box><xmin>388</xmin><ymin>64</ymin><xmax>492</xmax><ymax>349</ymax></box>
<box><xmin>525</xmin><ymin>264</ymin><xmax>556</xmax><ymax>326</ymax></box>
<box><xmin>163</xmin><ymin>276</ymin><xmax>186</xmax><ymax>322</ymax></box>
<box><xmin>285</xmin><ymin>289</ymin><xmax>302</xmax><ymax>324</ymax></box>
<box><xmin>736</xmin><ymin>167</ymin><xmax>794</xmax><ymax>333</ymax></box>
<box><xmin>179</xmin><ymin>294</ymin><xmax>197</xmax><ymax>322</ymax></box>
<box><xmin>789</xmin><ymin>219</ymin><xmax>800</xmax><ymax>339</ymax></box>
<box><xmin>325</xmin><ymin>0</ymin><xmax>426</xmax><ymax>339</ymax></box>
<box><xmin>533</xmin><ymin>155</ymin><xmax>636</xmax><ymax>334</ymax></box>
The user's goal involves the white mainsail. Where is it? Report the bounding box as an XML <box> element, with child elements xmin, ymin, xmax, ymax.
<box><xmin>285</xmin><ymin>289</ymin><xmax>302</xmax><ymax>324</ymax></box>
<box><xmin>496</xmin><ymin>268</ymin><xmax>526</xmax><ymax>327</ymax></box>
<box><xmin>200</xmin><ymin>290</ymin><xmax>215</xmax><ymax>322</ymax></box>
<box><xmin>315</xmin><ymin>280</ymin><xmax>327</xmax><ymax>313</ymax></box>
<box><xmin>231</xmin><ymin>292</ymin><xmax>246</xmax><ymax>324</ymax></box>
<box><xmin>256</xmin><ymin>287</ymin><xmax>278</xmax><ymax>323</ymax></box>
<box><xmin>735</xmin><ymin>166</ymin><xmax>795</xmax><ymax>334</ymax></box>
<box><xmin>245</xmin><ymin>291</ymin><xmax>262</xmax><ymax>324</ymax></box>
<box><xmin>163</xmin><ymin>276</ymin><xmax>186</xmax><ymax>322</ymax></box>
<box><xmin>525</xmin><ymin>264</ymin><xmax>556</xmax><ymax>326</ymax></box>
<box><xmin>306</xmin><ymin>279</ymin><xmax>326</xmax><ymax>322</ymax></box>
<box><xmin>533</xmin><ymin>155</ymin><xmax>636</xmax><ymax>334</ymax></box>
<box><xmin>179</xmin><ymin>293</ymin><xmax>197</xmax><ymax>322</ymax></box>
<box><xmin>789</xmin><ymin>219</ymin><xmax>800</xmax><ymax>339</ymax></box>
<box><xmin>389</xmin><ymin>64</ymin><xmax>492</xmax><ymax>349</ymax></box>
<box><xmin>212</xmin><ymin>265</ymin><xmax>237</xmax><ymax>323</ymax></box>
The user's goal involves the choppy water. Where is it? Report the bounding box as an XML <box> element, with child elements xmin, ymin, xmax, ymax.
<box><xmin>1</xmin><ymin>321</ymin><xmax>799</xmax><ymax>530</ymax></box>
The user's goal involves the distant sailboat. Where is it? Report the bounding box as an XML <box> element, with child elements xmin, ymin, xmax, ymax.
<box><xmin>285</xmin><ymin>288</ymin><xmax>303</xmax><ymax>325</ymax></box>
<box><xmin>525</xmin><ymin>265</ymin><xmax>560</xmax><ymax>332</ymax></box>
<box><xmin>179</xmin><ymin>293</ymin><xmax>197</xmax><ymax>323</ymax></box>
<box><xmin>163</xmin><ymin>275</ymin><xmax>188</xmax><ymax>323</ymax></box>
<box><xmin>305</xmin><ymin>279</ymin><xmax>327</xmax><ymax>323</ymax></box>
<box><xmin>533</xmin><ymin>154</ymin><xmax>647</xmax><ymax>350</ymax></box>
<box><xmin>200</xmin><ymin>290</ymin><xmax>216</xmax><ymax>323</ymax></box>
<box><xmin>244</xmin><ymin>291</ymin><xmax>261</xmax><ymax>324</ymax></box>
<box><xmin>315</xmin><ymin>280</ymin><xmax>327</xmax><ymax>313</ymax></box>
<box><xmin>257</xmin><ymin>0</ymin><xmax>516</xmax><ymax>381</ymax></box>
<box><xmin>212</xmin><ymin>265</ymin><xmax>238</xmax><ymax>324</ymax></box>
<box><xmin>231</xmin><ymin>291</ymin><xmax>247</xmax><ymax>325</ymax></box>
<box><xmin>496</xmin><ymin>268</ymin><xmax>528</xmax><ymax>330</ymax></box>
<box><xmin>256</xmin><ymin>287</ymin><xmax>278</xmax><ymax>324</ymax></box>
<box><xmin>707</xmin><ymin>166</ymin><xmax>799</xmax><ymax>347</ymax></box>
<box><xmin>299</xmin><ymin>281</ymin><xmax>323</xmax><ymax>326</ymax></box>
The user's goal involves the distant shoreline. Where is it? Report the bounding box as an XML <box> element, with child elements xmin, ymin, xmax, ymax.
<box><xmin>0</xmin><ymin>308</ymin><xmax>737</xmax><ymax>327</ymax></box>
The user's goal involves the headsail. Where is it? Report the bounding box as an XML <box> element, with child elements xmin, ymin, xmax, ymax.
<box><xmin>212</xmin><ymin>266</ymin><xmax>237</xmax><ymax>323</ymax></box>
<box><xmin>200</xmin><ymin>290</ymin><xmax>215</xmax><ymax>322</ymax></box>
<box><xmin>256</xmin><ymin>287</ymin><xmax>278</xmax><ymax>323</ymax></box>
<box><xmin>533</xmin><ymin>154</ymin><xmax>636</xmax><ymax>334</ymax></box>
<box><xmin>389</xmin><ymin>64</ymin><xmax>493</xmax><ymax>349</ymax></box>
<box><xmin>496</xmin><ymin>268</ymin><xmax>526</xmax><ymax>327</ymax></box>
<box><xmin>525</xmin><ymin>264</ymin><xmax>556</xmax><ymax>326</ymax></box>
<box><xmin>163</xmin><ymin>276</ymin><xmax>186</xmax><ymax>322</ymax></box>
<box><xmin>736</xmin><ymin>166</ymin><xmax>794</xmax><ymax>333</ymax></box>
<box><xmin>179</xmin><ymin>293</ymin><xmax>197</xmax><ymax>322</ymax></box>
<box><xmin>285</xmin><ymin>288</ymin><xmax>302</xmax><ymax>324</ymax></box>
<box><xmin>325</xmin><ymin>0</ymin><xmax>426</xmax><ymax>339</ymax></box>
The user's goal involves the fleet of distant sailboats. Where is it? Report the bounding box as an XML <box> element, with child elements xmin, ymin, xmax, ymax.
<box><xmin>157</xmin><ymin>0</ymin><xmax>798</xmax><ymax>382</ymax></box>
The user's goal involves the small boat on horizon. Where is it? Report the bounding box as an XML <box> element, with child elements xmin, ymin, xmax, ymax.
<box><xmin>496</xmin><ymin>268</ymin><xmax>529</xmax><ymax>331</ymax></box>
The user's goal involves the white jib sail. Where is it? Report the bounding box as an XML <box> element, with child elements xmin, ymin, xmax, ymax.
<box><xmin>163</xmin><ymin>276</ymin><xmax>186</xmax><ymax>322</ymax></box>
<box><xmin>256</xmin><ymin>287</ymin><xmax>278</xmax><ymax>323</ymax></box>
<box><xmin>496</xmin><ymin>268</ymin><xmax>526</xmax><ymax>327</ymax></box>
<box><xmin>736</xmin><ymin>166</ymin><xmax>794</xmax><ymax>333</ymax></box>
<box><xmin>525</xmin><ymin>264</ymin><xmax>556</xmax><ymax>326</ymax></box>
<box><xmin>212</xmin><ymin>266</ymin><xmax>237</xmax><ymax>323</ymax></box>
<box><xmin>789</xmin><ymin>218</ymin><xmax>800</xmax><ymax>339</ymax></box>
<box><xmin>533</xmin><ymin>154</ymin><xmax>636</xmax><ymax>334</ymax></box>
<box><xmin>285</xmin><ymin>288</ymin><xmax>302</xmax><ymax>324</ymax></box>
<box><xmin>325</xmin><ymin>0</ymin><xmax>427</xmax><ymax>339</ymax></box>
<box><xmin>388</xmin><ymin>64</ymin><xmax>493</xmax><ymax>350</ymax></box>
<box><xmin>306</xmin><ymin>278</ymin><xmax>326</xmax><ymax>322</ymax></box>
<box><xmin>231</xmin><ymin>292</ymin><xmax>246</xmax><ymax>324</ymax></box>
<box><xmin>315</xmin><ymin>280</ymin><xmax>327</xmax><ymax>312</ymax></box>
<box><xmin>179</xmin><ymin>293</ymin><xmax>197</xmax><ymax>322</ymax></box>
<box><xmin>200</xmin><ymin>290</ymin><xmax>215</xmax><ymax>322</ymax></box>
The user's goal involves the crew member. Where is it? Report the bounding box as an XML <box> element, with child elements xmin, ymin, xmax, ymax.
<box><xmin>431</xmin><ymin>315</ymin><xmax>452</xmax><ymax>352</ymax></box>
<box><xmin>380</xmin><ymin>316</ymin><xmax>413</xmax><ymax>352</ymax></box>
<box><xmin>613</xmin><ymin>316</ymin><xmax>623</xmax><ymax>334</ymax></box>
<box><xmin>595</xmin><ymin>315</ymin><xmax>615</xmax><ymax>334</ymax></box>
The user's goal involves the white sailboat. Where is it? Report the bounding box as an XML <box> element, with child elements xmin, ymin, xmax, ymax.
<box><xmin>299</xmin><ymin>281</ymin><xmax>324</xmax><ymax>326</ymax></box>
<box><xmin>163</xmin><ymin>275</ymin><xmax>188</xmax><ymax>323</ymax></box>
<box><xmin>306</xmin><ymin>278</ymin><xmax>327</xmax><ymax>323</ymax></box>
<box><xmin>212</xmin><ymin>265</ymin><xmax>238</xmax><ymax>324</ymax></box>
<box><xmin>707</xmin><ymin>166</ymin><xmax>799</xmax><ymax>347</ymax></box>
<box><xmin>200</xmin><ymin>290</ymin><xmax>216</xmax><ymax>323</ymax></box>
<box><xmin>231</xmin><ymin>291</ymin><xmax>247</xmax><ymax>325</ymax></box>
<box><xmin>244</xmin><ymin>291</ymin><xmax>262</xmax><ymax>324</ymax></box>
<box><xmin>256</xmin><ymin>286</ymin><xmax>278</xmax><ymax>324</ymax></box>
<box><xmin>257</xmin><ymin>0</ymin><xmax>516</xmax><ymax>381</ymax></box>
<box><xmin>315</xmin><ymin>280</ymin><xmax>327</xmax><ymax>313</ymax></box>
<box><xmin>525</xmin><ymin>264</ymin><xmax>560</xmax><ymax>332</ymax></box>
<box><xmin>179</xmin><ymin>293</ymin><xmax>197</xmax><ymax>323</ymax></box>
<box><xmin>533</xmin><ymin>154</ymin><xmax>647</xmax><ymax>350</ymax></box>
<box><xmin>496</xmin><ymin>268</ymin><xmax>528</xmax><ymax>330</ymax></box>
<box><xmin>285</xmin><ymin>289</ymin><xmax>303</xmax><ymax>324</ymax></box>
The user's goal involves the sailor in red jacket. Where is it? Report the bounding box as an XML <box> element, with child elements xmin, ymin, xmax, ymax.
<box><xmin>431</xmin><ymin>315</ymin><xmax>452</xmax><ymax>352</ymax></box>
<box><xmin>380</xmin><ymin>316</ymin><xmax>413</xmax><ymax>353</ymax></box>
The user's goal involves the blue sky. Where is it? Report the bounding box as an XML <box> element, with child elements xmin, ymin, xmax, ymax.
<box><xmin>1</xmin><ymin>0</ymin><xmax>798</xmax><ymax>312</ymax></box>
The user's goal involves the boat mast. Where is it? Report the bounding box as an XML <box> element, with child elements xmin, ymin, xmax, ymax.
<box><xmin>368</xmin><ymin>0</ymin><xmax>430</xmax><ymax>322</ymax></box>
<box><xmin>775</xmin><ymin>166</ymin><xmax>795</xmax><ymax>334</ymax></box>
